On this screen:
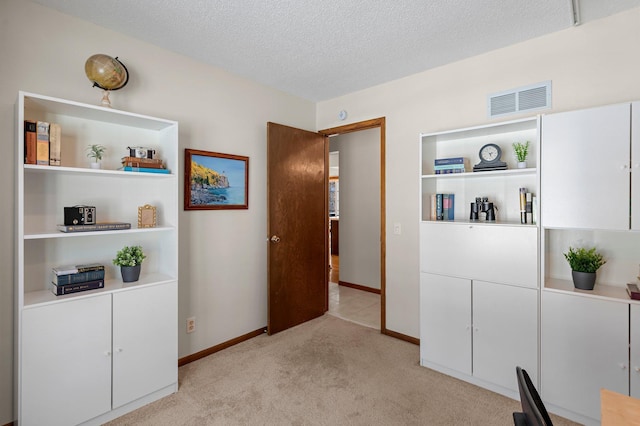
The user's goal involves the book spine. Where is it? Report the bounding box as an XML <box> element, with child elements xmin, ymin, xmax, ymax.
<box><xmin>52</xmin><ymin>269</ymin><xmax>106</xmax><ymax>285</ymax></box>
<box><xmin>36</xmin><ymin>121</ymin><xmax>50</xmax><ymax>165</ymax></box>
<box><xmin>121</xmin><ymin>166</ymin><xmax>170</xmax><ymax>174</ymax></box>
<box><xmin>430</xmin><ymin>194</ymin><xmax>436</xmax><ymax>220</ymax></box>
<box><xmin>526</xmin><ymin>192</ymin><xmax>533</xmax><ymax>224</ymax></box>
<box><xmin>49</xmin><ymin>123</ymin><xmax>61</xmax><ymax>166</ymax></box>
<box><xmin>57</xmin><ymin>223</ymin><xmax>132</xmax><ymax>232</ymax></box>
<box><xmin>519</xmin><ymin>188</ymin><xmax>527</xmax><ymax>224</ymax></box>
<box><xmin>436</xmin><ymin>194</ymin><xmax>443</xmax><ymax>220</ymax></box>
<box><xmin>121</xmin><ymin>156</ymin><xmax>163</xmax><ymax>164</ymax></box>
<box><xmin>448</xmin><ymin>194</ymin><xmax>455</xmax><ymax>221</ymax></box>
<box><xmin>435</xmin><ymin>168</ymin><xmax>465</xmax><ymax>174</ymax></box>
<box><xmin>443</xmin><ymin>194</ymin><xmax>450</xmax><ymax>220</ymax></box>
<box><xmin>122</xmin><ymin>161</ymin><xmax>165</xmax><ymax>169</ymax></box>
<box><xmin>24</xmin><ymin>120</ymin><xmax>37</xmax><ymax>164</ymax></box>
<box><xmin>50</xmin><ymin>279</ymin><xmax>105</xmax><ymax>296</ymax></box>
<box><xmin>434</xmin><ymin>157</ymin><xmax>465</xmax><ymax>165</ymax></box>
<box><xmin>433</xmin><ymin>164</ymin><xmax>466</xmax><ymax>170</ymax></box>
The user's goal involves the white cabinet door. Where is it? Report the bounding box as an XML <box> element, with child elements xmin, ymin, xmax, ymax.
<box><xmin>112</xmin><ymin>282</ymin><xmax>178</xmax><ymax>408</ymax></box>
<box><xmin>541</xmin><ymin>291</ymin><xmax>628</xmax><ymax>422</ymax></box>
<box><xmin>632</xmin><ymin>102</ymin><xmax>640</xmax><ymax>230</ymax></box>
<box><xmin>420</xmin><ymin>222</ymin><xmax>537</xmax><ymax>287</ymax></box>
<box><xmin>473</xmin><ymin>281</ymin><xmax>538</xmax><ymax>392</ymax></box>
<box><xmin>420</xmin><ymin>273</ymin><xmax>471</xmax><ymax>375</ymax></box>
<box><xmin>21</xmin><ymin>295</ymin><xmax>111</xmax><ymax>426</ymax></box>
<box><xmin>541</xmin><ymin>103</ymin><xmax>630</xmax><ymax>230</ymax></box>
<box><xmin>631</xmin><ymin>304</ymin><xmax>640</xmax><ymax>398</ymax></box>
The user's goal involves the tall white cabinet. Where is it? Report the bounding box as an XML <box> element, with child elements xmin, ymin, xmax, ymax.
<box><xmin>419</xmin><ymin>118</ymin><xmax>540</xmax><ymax>399</ymax></box>
<box><xmin>15</xmin><ymin>92</ymin><xmax>179</xmax><ymax>425</ymax></box>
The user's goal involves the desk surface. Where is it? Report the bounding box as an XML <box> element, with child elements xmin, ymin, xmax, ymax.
<box><xmin>601</xmin><ymin>389</ymin><xmax>640</xmax><ymax>426</ymax></box>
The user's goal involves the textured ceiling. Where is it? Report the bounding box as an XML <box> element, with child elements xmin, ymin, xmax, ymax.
<box><xmin>32</xmin><ymin>0</ymin><xmax>640</xmax><ymax>101</ymax></box>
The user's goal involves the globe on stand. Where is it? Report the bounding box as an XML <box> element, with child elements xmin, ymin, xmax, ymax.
<box><xmin>84</xmin><ymin>54</ymin><xmax>129</xmax><ymax>108</ymax></box>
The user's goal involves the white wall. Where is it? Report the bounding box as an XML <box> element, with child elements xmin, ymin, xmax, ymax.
<box><xmin>0</xmin><ymin>1</ymin><xmax>315</xmax><ymax>423</ymax></box>
<box><xmin>334</xmin><ymin>128</ymin><xmax>381</xmax><ymax>290</ymax></box>
<box><xmin>317</xmin><ymin>7</ymin><xmax>640</xmax><ymax>338</ymax></box>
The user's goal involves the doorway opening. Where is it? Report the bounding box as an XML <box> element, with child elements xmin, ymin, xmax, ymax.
<box><xmin>319</xmin><ymin>118</ymin><xmax>386</xmax><ymax>332</ymax></box>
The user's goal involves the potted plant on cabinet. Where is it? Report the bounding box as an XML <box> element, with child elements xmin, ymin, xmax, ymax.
<box><xmin>86</xmin><ymin>144</ymin><xmax>106</xmax><ymax>169</ymax></box>
<box><xmin>113</xmin><ymin>245</ymin><xmax>146</xmax><ymax>282</ymax></box>
<box><xmin>512</xmin><ymin>141</ymin><xmax>530</xmax><ymax>169</ymax></box>
<box><xmin>563</xmin><ymin>246</ymin><xmax>606</xmax><ymax>290</ymax></box>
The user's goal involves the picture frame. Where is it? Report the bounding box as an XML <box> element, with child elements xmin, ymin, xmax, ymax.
<box><xmin>184</xmin><ymin>149</ymin><xmax>249</xmax><ymax>210</ymax></box>
<box><xmin>138</xmin><ymin>204</ymin><xmax>157</xmax><ymax>228</ymax></box>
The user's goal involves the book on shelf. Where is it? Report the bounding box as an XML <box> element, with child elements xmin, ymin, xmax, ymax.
<box><xmin>434</xmin><ymin>157</ymin><xmax>467</xmax><ymax>166</ymax></box>
<box><xmin>52</xmin><ymin>262</ymin><xmax>105</xmax><ymax>276</ymax></box>
<box><xmin>35</xmin><ymin>121</ymin><xmax>50</xmax><ymax>165</ymax></box>
<box><xmin>433</xmin><ymin>193</ymin><xmax>455</xmax><ymax>221</ymax></box>
<box><xmin>434</xmin><ymin>163</ymin><xmax>466</xmax><ymax>171</ymax></box>
<box><xmin>122</xmin><ymin>160</ymin><xmax>165</xmax><ymax>169</ymax></box>
<box><xmin>56</xmin><ymin>222</ymin><xmax>131</xmax><ymax>233</ymax></box>
<box><xmin>52</xmin><ymin>268</ymin><xmax>105</xmax><ymax>285</ymax></box>
<box><xmin>121</xmin><ymin>156</ymin><xmax>163</xmax><ymax>164</ymax></box>
<box><xmin>24</xmin><ymin>120</ymin><xmax>37</xmax><ymax>164</ymax></box>
<box><xmin>119</xmin><ymin>166</ymin><xmax>170</xmax><ymax>174</ymax></box>
<box><xmin>50</xmin><ymin>279</ymin><xmax>105</xmax><ymax>296</ymax></box>
<box><xmin>49</xmin><ymin>123</ymin><xmax>61</xmax><ymax>166</ymax></box>
<box><xmin>526</xmin><ymin>192</ymin><xmax>533</xmax><ymax>224</ymax></box>
<box><xmin>435</xmin><ymin>168</ymin><xmax>465</xmax><ymax>174</ymax></box>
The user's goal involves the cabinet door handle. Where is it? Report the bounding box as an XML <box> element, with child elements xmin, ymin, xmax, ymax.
<box><xmin>104</xmin><ymin>351</ymin><xmax>111</xmax><ymax>357</ymax></box>
<box><xmin>117</xmin><ymin>348</ymin><xmax>124</xmax><ymax>353</ymax></box>
<box><xmin>619</xmin><ymin>363</ymin><xmax>627</xmax><ymax>370</ymax></box>
<box><xmin>634</xmin><ymin>366</ymin><xmax>640</xmax><ymax>373</ymax></box>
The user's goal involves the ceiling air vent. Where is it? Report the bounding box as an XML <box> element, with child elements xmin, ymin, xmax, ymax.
<box><xmin>488</xmin><ymin>81</ymin><xmax>551</xmax><ymax>118</ymax></box>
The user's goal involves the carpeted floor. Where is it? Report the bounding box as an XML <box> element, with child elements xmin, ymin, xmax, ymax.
<box><xmin>106</xmin><ymin>315</ymin><xmax>577</xmax><ymax>425</ymax></box>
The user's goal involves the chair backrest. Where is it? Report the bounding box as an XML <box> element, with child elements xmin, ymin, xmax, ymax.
<box><xmin>516</xmin><ymin>366</ymin><xmax>553</xmax><ymax>426</ymax></box>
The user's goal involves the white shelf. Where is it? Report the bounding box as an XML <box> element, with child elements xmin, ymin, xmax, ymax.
<box><xmin>421</xmin><ymin>167</ymin><xmax>536</xmax><ymax>179</ymax></box>
<box><xmin>420</xmin><ymin>219</ymin><xmax>537</xmax><ymax>227</ymax></box>
<box><xmin>24</xmin><ymin>164</ymin><xmax>176</xmax><ymax>177</ymax></box>
<box><xmin>23</xmin><ymin>272</ymin><xmax>176</xmax><ymax>308</ymax></box>
<box><xmin>22</xmin><ymin>91</ymin><xmax>175</xmax><ymax>130</ymax></box>
<box><xmin>545</xmin><ymin>277</ymin><xmax>640</xmax><ymax>305</ymax></box>
<box><xmin>25</xmin><ymin>225</ymin><xmax>175</xmax><ymax>240</ymax></box>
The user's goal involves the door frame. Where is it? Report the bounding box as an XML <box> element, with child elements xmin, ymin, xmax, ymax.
<box><xmin>319</xmin><ymin>117</ymin><xmax>387</xmax><ymax>332</ymax></box>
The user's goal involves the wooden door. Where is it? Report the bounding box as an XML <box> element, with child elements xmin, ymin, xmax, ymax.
<box><xmin>267</xmin><ymin>122</ymin><xmax>328</xmax><ymax>334</ymax></box>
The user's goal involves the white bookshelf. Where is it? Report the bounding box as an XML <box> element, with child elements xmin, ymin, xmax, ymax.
<box><xmin>15</xmin><ymin>91</ymin><xmax>179</xmax><ymax>425</ymax></box>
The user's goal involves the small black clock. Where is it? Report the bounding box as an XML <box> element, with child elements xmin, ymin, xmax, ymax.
<box><xmin>473</xmin><ymin>143</ymin><xmax>507</xmax><ymax>172</ymax></box>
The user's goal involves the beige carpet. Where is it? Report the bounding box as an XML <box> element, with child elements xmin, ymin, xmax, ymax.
<box><xmin>106</xmin><ymin>315</ymin><xmax>577</xmax><ymax>425</ymax></box>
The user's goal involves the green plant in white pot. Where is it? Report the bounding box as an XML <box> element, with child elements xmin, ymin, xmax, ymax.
<box><xmin>86</xmin><ymin>144</ymin><xmax>106</xmax><ymax>169</ymax></box>
<box><xmin>563</xmin><ymin>246</ymin><xmax>606</xmax><ymax>290</ymax></box>
<box><xmin>113</xmin><ymin>245</ymin><xmax>146</xmax><ymax>282</ymax></box>
<box><xmin>512</xmin><ymin>141</ymin><xmax>530</xmax><ymax>168</ymax></box>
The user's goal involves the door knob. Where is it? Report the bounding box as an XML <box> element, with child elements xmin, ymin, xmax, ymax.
<box><xmin>270</xmin><ymin>235</ymin><xmax>281</xmax><ymax>243</ymax></box>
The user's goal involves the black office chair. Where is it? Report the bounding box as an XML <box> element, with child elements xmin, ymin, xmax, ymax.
<box><xmin>513</xmin><ymin>366</ymin><xmax>553</xmax><ymax>426</ymax></box>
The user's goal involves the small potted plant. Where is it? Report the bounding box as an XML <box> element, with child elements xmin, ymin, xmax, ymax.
<box><xmin>113</xmin><ymin>245</ymin><xmax>146</xmax><ymax>282</ymax></box>
<box><xmin>512</xmin><ymin>141</ymin><xmax>530</xmax><ymax>169</ymax></box>
<box><xmin>563</xmin><ymin>246</ymin><xmax>606</xmax><ymax>290</ymax></box>
<box><xmin>86</xmin><ymin>144</ymin><xmax>106</xmax><ymax>169</ymax></box>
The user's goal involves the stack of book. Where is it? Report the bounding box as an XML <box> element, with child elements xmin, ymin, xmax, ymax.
<box><xmin>50</xmin><ymin>263</ymin><xmax>105</xmax><ymax>296</ymax></box>
<box><xmin>120</xmin><ymin>156</ymin><xmax>170</xmax><ymax>174</ymax></box>
<box><xmin>430</xmin><ymin>193</ymin><xmax>455</xmax><ymax>221</ymax></box>
<box><xmin>24</xmin><ymin>120</ymin><xmax>61</xmax><ymax>166</ymax></box>
<box><xmin>434</xmin><ymin>157</ymin><xmax>468</xmax><ymax>174</ymax></box>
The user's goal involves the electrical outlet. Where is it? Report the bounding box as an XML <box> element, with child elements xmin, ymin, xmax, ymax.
<box><xmin>393</xmin><ymin>223</ymin><xmax>401</xmax><ymax>235</ymax></box>
<box><xmin>186</xmin><ymin>317</ymin><xmax>196</xmax><ymax>333</ymax></box>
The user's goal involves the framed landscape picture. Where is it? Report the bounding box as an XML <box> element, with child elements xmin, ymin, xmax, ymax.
<box><xmin>184</xmin><ymin>149</ymin><xmax>249</xmax><ymax>210</ymax></box>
